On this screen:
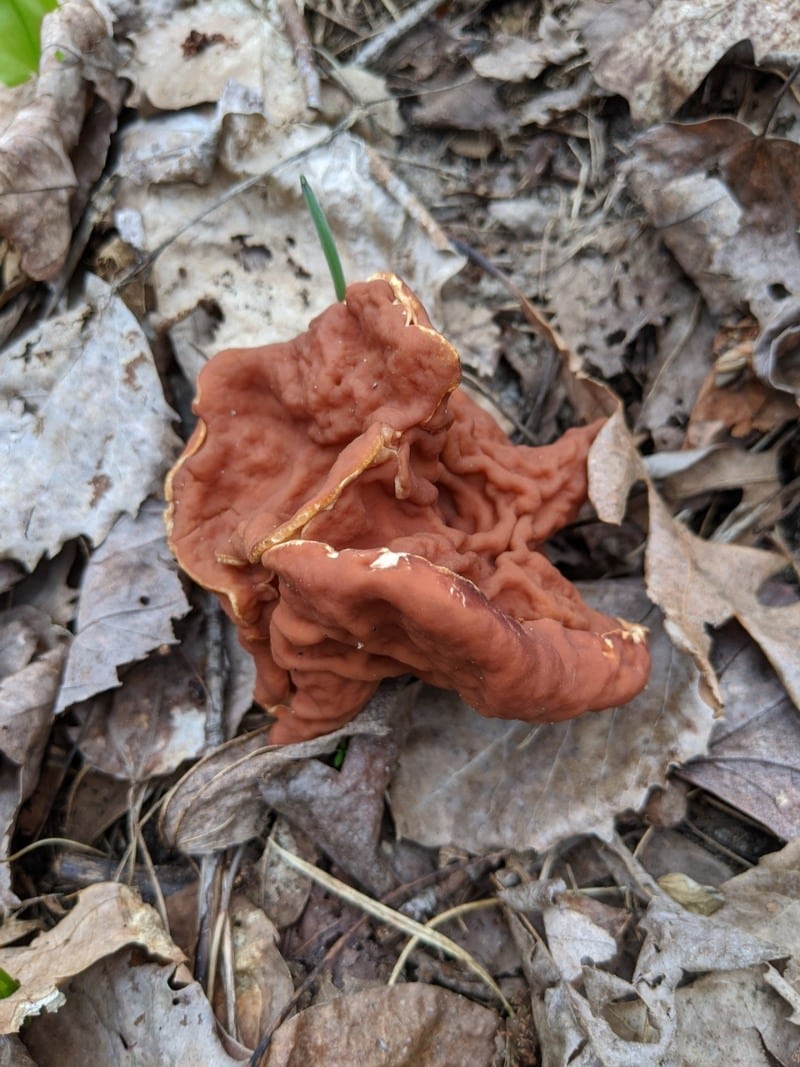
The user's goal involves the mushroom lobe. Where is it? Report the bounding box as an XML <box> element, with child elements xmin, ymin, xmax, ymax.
<box><xmin>166</xmin><ymin>274</ymin><xmax>650</xmax><ymax>743</ymax></box>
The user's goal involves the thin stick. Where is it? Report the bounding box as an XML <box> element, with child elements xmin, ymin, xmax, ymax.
<box><xmin>353</xmin><ymin>0</ymin><xmax>443</xmax><ymax>67</ymax></box>
<box><xmin>278</xmin><ymin>0</ymin><xmax>321</xmax><ymax>110</ymax></box>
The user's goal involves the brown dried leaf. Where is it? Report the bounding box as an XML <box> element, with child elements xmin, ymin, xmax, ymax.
<box><xmin>0</xmin><ymin>1</ymin><xmax>123</xmax><ymax>280</ymax></box>
<box><xmin>629</xmin><ymin>119</ymin><xmax>800</xmax><ymax>330</ymax></box>
<box><xmin>22</xmin><ymin>954</ymin><xmax>247</xmax><ymax>1066</ymax></box>
<box><xmin>581</xmin><ymin>0</ymin><xmax>800</xmax><ymax>124</ymax></box>
<box><xmin>589</xmin><ymin>409</ymin><xmax>800</xmax><ymax>711</ymax></box>
<box><xmin>55</xmin><ymin>500</ymin><xmax>189</xmax><ymax>713</ymax></box>
<box><xmin>160</xmin><ymin>695</ymin><xmax>394</xmax><ymax>854</ymax></box>
<box><xmin>0</xmin><ymin>606</ymin><xmax>67</xmax><ymax>907</ymax></box>
<box><xmin>228</xmin><ymin>895</ymin><xmax>294</xmax><ymax>1051</ymax></box>
<box><xmin>259</xmin><ymin>730</ymin><xmax>399</xmax><ymax>896</ymax></box>
<box><xmin>263</xmin><ymin>984</ymin><xmax>497</xmax><ymax>1067</ymax></box>
<box><xmin>686</xmin><ymin>363</ymin><xmax>798</xmax><ymax>444</ymax></box>
<box><xmin>389</xmin><ymin>581</ymin><xmax>713</xmax><ymax>853</ymax></box>
<box><xmin>680</xmin><ymin>626</ymin><xmax>800</xmax><ymax>839</ymax></box>
<box><xmin>0</xmin><ymin>883</ymin><xmax>182</xmax><ymax>1033</ymax></box>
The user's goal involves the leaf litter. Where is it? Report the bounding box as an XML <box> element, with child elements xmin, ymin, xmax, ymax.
<box><xmin>0</xmin><ymin>0</ymin><xmax>798</xmax><ymax>1063</ymax></box>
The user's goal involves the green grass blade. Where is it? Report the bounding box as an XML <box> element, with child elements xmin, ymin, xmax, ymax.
<box><xmin>300</xmin><ymin>175</ymin><xmax>347</xmax><ymax>302</ymax></box>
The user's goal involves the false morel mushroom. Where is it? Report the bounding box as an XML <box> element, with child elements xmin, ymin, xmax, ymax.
<box><xmin>165</xmin><ymin>274</ymin><xmax>650</xmax><ymax>743</ymax></box>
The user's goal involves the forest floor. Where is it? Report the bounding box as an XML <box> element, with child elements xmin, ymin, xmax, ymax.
<box><xmin>1</xmin><ymin>1</ymin><xmax>799</xmax><ymax>1064</ymax></box>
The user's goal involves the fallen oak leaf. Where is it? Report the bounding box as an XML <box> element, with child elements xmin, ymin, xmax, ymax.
<box><xmin>589</xmin><ymin>408</ymin><xmax>800</xmax><ymax>711</ymax></box>
<box><xmin>582</xmin><ymin>0</ymin><xmax>800</xmax><ymax>124</ymax></box>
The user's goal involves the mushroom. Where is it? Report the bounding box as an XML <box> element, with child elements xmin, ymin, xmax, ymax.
<box><xmin>166</xmin><ymin>274</ymin><xmax>650</xmax><ymax>743</ymax></box>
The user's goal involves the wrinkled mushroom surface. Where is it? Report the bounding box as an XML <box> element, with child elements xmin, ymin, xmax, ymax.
<box><xmin>166</xmin><ymin>274</ymin><xmax>650</xmax><ymax>743</ymax></box>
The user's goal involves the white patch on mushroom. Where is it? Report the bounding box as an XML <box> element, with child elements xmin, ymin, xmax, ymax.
<box><xmin>369</xmin><ymin>549</ymin><xmax>408</xmax><ymax>570</ymax></box>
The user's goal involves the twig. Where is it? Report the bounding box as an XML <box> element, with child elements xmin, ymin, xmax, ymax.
<box><xmin>353</xmin><ymin>0</ymin><xmax>443</xmax><ymax>67</ymax></box>
<box><xmin>366</xmin><ymin>145</ymin><xmax>453</xmax><ymax>252</ymax></box>
<box><xmin>203</xmin><ymin>591</ymin><xmax>227</xmax><ymax>749</ymax></box>
<box><xmin>451</xmin><ymin>238</ymin><xmax>573</xmax><ymax>363</ymax></box>
<box><xmin>278</xmin><ymin>0</ymin><xmax>321</xmax><ymax>110</ymax></box>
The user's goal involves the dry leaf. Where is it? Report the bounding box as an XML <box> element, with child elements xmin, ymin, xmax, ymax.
<box><xmin>22</xmin><ymin>954</ymin><xmax>247</xmax><ymax>1066</ymax></box>
<box><xmin>0</xmin><ymin>883</ymin><xmax>182</xmax><ymax>1033</ymax></box>
<box><xmin>125</xmin><ymin>0</ymin><xmax>305</xmax><ymax>122</ymax></box>
<box><xmin>629</xmin><ymin>119</ymin><xmax>800</xmax><ymax>330</ymax></box>
<box><xmin>264</xmin><ymin>984</ymin><xmax>497</xmax><ymax>1067</ymax></box>
<box><xmin>680</xmin><ymin>626</ymin><xmax>800</xmax><ymax>839</ymax></box>
<box><xmin>512</xmin><ymin>839</ymin><xmax>798</xmax><ymax>1067</ymax></box>
<box><xmin>389</xmin><ymin>580</ymin><xmax>713</xmax><ymax>853</ymax></box>
<box><xmin>55</xmin><ymin>499</ymin><xmax>189</xmax><ymax>713</ymax></box>
<box><xmin>472</xmin><ymin>17</ymin><xmax>582</xmax><ymax>82</ymax></box>
<box><xmin>0</xmin><ymin>275</ymin><xmax>180</xmax><ymax>570</ymax></box>
<box><xmin>160</xmin><ymin>695</ymin><xmax>394</xmax><ymax>854</ymax></box>
<box><xmin>589</xmin><ymin>409</ymin><xmax>800</xmax><ymax>711</ymax></box>
<box><xmin>74</xmin><ymin>647</ymin><xmax>208</xmax><ymax>781</ymax></box>
<box><xmin>658</xmin><ymin>873</ymin><xmax>725</xmax><ymax>916</ymax></box>
<box><xmin>582</xmin><ymin>0</ymin><xmax>800</xmax><ymax>123</ymax></box>
<box><xmin>0</xmin><ymin>607</ymin><xmax>67</xmax><ymax>907</ymax></box>
<box><xmin>259</xmin><ymin>730</ymin><xmax>399</xmax><ymax>896</ymax></box>
<box><xmin>114</xmin><ymin>131</ymin><xmax>462</xmax><ymax>366</ymax></box>
<box><xmin>228</xmin><ymin>895</ymin><xmax>294</xmax><ymax>1051</ymax></box>
<box><xmin>0</xmin><ymin>0</ymin><xmax>123</xmax><ymax>280</ymax></box>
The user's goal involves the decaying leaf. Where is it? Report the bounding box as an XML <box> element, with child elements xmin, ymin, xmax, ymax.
<box><xmin>681</xmin><ymin>626</ymin><xmax>800</xmax><ymax>839</ymax></box>
<box><xmin>589</xmin><ymin>409</ymin><xmax>800</xmax><ymax>712</ymax></box>
<box><xmin>0</xmin><ymin>883</ymin><xmax>182</xmax><ymax>1033</ymax></box>
<box><xmin>0</xmin><ymin>0</ymin><xmax>124</xmax><ymax>280</ymax></box>
<box><xmin>227</xmin><ymin>895</ymin><xmax>294</xmax><ymax>1051</ymax></box>
<box><xmin>22</xmin><ymin>953</ymin><xmax>248</xmax><ymax>1065</ymax></box>
<box><xmin>0</xmin><ymin>275</ymin><xmax>180</xmax><ymax>570</ymax></box>
<box><xmin>259</xmin><ymin>730</ymin><xmax>399</xmax><ymax>896</ymax></box>
<box><xmin>160</xmin><ymin>692</ymin><xmax>395</xmax><ymax>854</ymax></box>
<box><xmin>389</xmin><ymin>581</ymin><xmax>713</xmax><ymax>853</ymax></box>
<box><xmin>471</xmin><ymin>17</ymin><xmax>582</xmax><ymax>82</ymax></box>
<box><xmin>55</xmin><ymin>499</ymin><xmax>189</xmax><ymax>713</ymax></box>
<box><xmin>582</xmin><ymin>0</ymin><xmax>800</xmax><ymax>124</ymax></box>
<box><xmin>509</xmin><ymin>839</ymin><xmax>800</xmax><ymax>1067</ymax></box>
<box><xmin>0</xmin><ymin>606</ymin><xmax>67</xmax><ymax>907</ymax></box>
<box><xmin>114</xmin><ymin>130</ymin><xmax>462</xmax><ymax>367</ymax></box>
<box><xmin>629</xmin><ymin>119</ymin><xmax>800</xmax><ymax>331</ymax></box>
<box><xmin>73</xmin><ymin>647</ymin><xmax>207</xmax><ymax>782</ymax></box>
<box><xmin>264</xmin><ymin>984</ymin><xmax>497</xmax><ymax>1067</ymax></box>
<box><xmin>125</xmin><ymin>0</ymin><xmax>305</xmax><ymax>121</ymax></box>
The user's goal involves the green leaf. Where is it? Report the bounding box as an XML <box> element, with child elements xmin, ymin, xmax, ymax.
<box><xmin>0</xmin><ymin>0</ymin><xmax>58</xmax><ymax>87</ymax></box>
<box><xmin>0</xmin><ymin>967</ymin><xmax>19</xmax><ymax>998</ymax></box>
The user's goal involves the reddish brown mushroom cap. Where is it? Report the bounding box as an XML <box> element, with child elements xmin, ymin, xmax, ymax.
<box><xmin>166</xmin><ymin>273</ymin><xmax>651</xmax><ymax>744</ymax></box>
<box><xmin>264</xmin><ymin>541</ymin><xmax>649</xmax><ymax>744</ymax></box>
